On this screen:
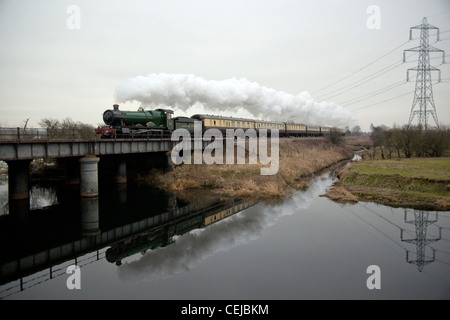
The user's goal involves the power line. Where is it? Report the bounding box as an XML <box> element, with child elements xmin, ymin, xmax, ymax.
<box><xmin>350</xmin><ymin>79</ymin><xmax>444</xmax><ymax>112</ymax></box>
<box><xmin>317</xmin><ymin>59</ymin><xmax>406</xmax><ymax>101</ymax></box>
<box><xmin>317</xmin><ymin>51</ymin><xmax>417</xmax><ymax>101</ymax></box>
<box><xmin>327</xmin><ymin>52</ymin><xmax>415</xmax><ymax>107</ymax></box>
<box><xmin>350</xmin><ymin>90</ymin><xmax>414</xmax><ymax>112</ymax></box>
<box><xmin>341</xmin><ymin>80</ymin><xmax>407</xmax><ymax>107</ymax></box>
<box><xmin>339</xmin><ymin>52</ymin><xmax>447</xmax><ymax>107</ymax></box>
<box><xmin>310</xmin><ymin>36</ymin><xmax>410</xmax><ymax>96</ymax></box>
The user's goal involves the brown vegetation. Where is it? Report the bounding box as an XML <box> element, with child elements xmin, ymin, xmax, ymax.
<box><xmin>38</xmin><ymin>118</ymin><xmax>97</xmax><ymax>140</ymax></box>
<box><xmin>150</xmin><ymin>138</ymin><xmax>353</xmax><ymax>201</ymax></box>
<box><xmin>322</xmin><ymin>186</ymin><xmax>358</xmax><ymax>203</ymax></box>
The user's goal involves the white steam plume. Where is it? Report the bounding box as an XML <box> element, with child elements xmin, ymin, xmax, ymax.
<box><xmin>115</xmin><ymin>73</ymin><xmax>355</xmax><ymax>127</ymax></box>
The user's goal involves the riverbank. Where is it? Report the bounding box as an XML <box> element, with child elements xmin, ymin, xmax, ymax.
<box><xmin>325</xmin><ymin>157</ymin><xmax>450</xmax><ymax>211</ymax></box>
<box><xmin>149</xmin><ymin>138</ymin><xmax>354</xmax><ymax>202</ymax></box>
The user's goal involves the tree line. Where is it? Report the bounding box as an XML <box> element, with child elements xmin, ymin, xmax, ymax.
<box><xmin>38</xmin><ymin>118</ymin><xmax>97</xmax><ymax>140</ymax></box>
<box><xmin>370</xmin><ymin>124</ymin><xmax>449</xmax><ymax>159</ymax></box>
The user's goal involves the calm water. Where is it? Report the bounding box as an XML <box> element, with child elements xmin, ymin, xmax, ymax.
<box><xmin>0</xmin><ymin>171</ymin><xmax>449</xmax><ymax>300</ymax></box>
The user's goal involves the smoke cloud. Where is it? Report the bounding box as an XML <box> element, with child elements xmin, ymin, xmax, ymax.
<box><xmin>115</xmin><ymin>73</ymin><xmax>355</xmax><ymax>127</ymax></box>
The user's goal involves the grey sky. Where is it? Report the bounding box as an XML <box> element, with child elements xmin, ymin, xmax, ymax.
<box><xmin>0</xmin><ymin>0</ymin><xmax>449</xmax><ymax>131</ymax></box>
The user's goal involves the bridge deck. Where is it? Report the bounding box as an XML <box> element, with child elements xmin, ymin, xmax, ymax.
<box><xmin>0</xmin><ymin>139</ymin><xmax>177</xmax><ymax>161</ymax></box>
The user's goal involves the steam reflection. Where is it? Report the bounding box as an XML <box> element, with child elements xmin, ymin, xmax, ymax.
<box><xmin>116</xmin><ymin>172</ymin><xmax>338</xmax><ymax>281</ymax></box>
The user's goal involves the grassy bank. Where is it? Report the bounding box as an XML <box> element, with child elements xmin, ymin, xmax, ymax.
<box><xmin>326</xmin><ymin>158</ymin><xmax>450</xmax><ymax>210</ymax></box>
<box><xmin>149</xmin><ymin>138</ymin><xmax>353</xmax><ymax>201</ymax></box>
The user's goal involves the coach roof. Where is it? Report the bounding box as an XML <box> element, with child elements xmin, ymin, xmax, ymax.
<box><xmin>191</xmin><ymin>114</ymin><xmax>284</xmax><ymax>125</ymax></box>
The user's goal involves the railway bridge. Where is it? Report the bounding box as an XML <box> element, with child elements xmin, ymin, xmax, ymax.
<box><xmin>0</xmin><ymin>136</ymin><xmax>211</xmax><ymax>201</ymax></box>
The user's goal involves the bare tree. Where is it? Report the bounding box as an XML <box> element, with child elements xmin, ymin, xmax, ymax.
<box><xmin>39</xmin><ymin>117</ymin><xmax>96</xmax><ymax>140</ymax></box>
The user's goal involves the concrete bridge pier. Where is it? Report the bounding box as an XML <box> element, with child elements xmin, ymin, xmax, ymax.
<box><xmin>79</xmin><ymin>156</ymin><xmax>100</xmax><ymax>198</ymax></box>
<box><xmin>7</xmin><ymin>160</ymin><xmax>31</xmax><ymax>201</ymax></box>
<box><xmin>80</xmin><ymin>196</ymin><xmax>100</xmax><ymax>237</ymax></box>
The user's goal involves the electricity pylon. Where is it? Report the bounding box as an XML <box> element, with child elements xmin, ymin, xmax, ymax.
<box><xmin>403</xmin><ymin>17</ymin><xmax>445</xmax><ymax>130</ymax></box>
<box><xmin>400</xmin><ymin>210</ymin><xmax>441</xmax><ymax>272</ymax></box>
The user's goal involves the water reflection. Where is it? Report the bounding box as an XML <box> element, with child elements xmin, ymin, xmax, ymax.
<box><xmin>30</xmin><ymin>185</ymin><xmax>59</xmax><ymax>210</ymax></box>
<box><xmin>116</xmin><ymin>173</ymin><xmax>338</xmax><ymax>281</ymax></box>
<box><xmin>0</xmin><ymin>170</ymin><xmax>449</xmax><ymax>299</ymax></box>
<box><xmin>0</xmin><ymin>182</ymin><xmax>259</xmax><ymax>298</ymax></box>
<box><xmin>345</xmin><ymin>203</ymin><xmax>447</xmax><ymax>274</ymax></box>
<box><xmin>0</xmin><ymin>183</ymin><xmax>59</xmax><ymax>215</ymax></box>
<box><xmin>0</xmin><ymin>177</ymin><xmax>8</xmax><ymax>216</ymax></box>
<box><xmin>401</xmin><ymin>210</ymin><xmax>442</xmax><ymax>272</ymax></box>
<box><xmin>106</xmin><ymin>201</ymin><xmax>256</xmax><ymax>267</ymax></box>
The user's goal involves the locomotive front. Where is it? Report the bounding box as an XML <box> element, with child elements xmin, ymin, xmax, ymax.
<box><xmin>96</xmin><ymin>104</ymin><xmax>173</xmax><ymax>137</ymax></box>
<box><xmin>102</xmin><ymin>104</ymin><xmax>126</xmax><ymax>126</ymax></box>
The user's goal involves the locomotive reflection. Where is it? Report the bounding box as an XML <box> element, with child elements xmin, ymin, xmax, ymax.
<box><xmin>106</xmin><ymin>201</ymin><xmax>255</xmax><ymax>266</ymax></box>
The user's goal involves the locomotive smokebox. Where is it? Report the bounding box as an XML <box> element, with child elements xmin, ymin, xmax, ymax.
<box><xmin>103</xmin><ymin>105</ymin><xmax>126</xmax><ymax>126</ymax></box>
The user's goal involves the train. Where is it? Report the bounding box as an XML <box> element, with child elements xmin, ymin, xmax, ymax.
<box><xmin>105</xmin><ymin>200</ymin><xmax>255</xmax><ymax>265</ymax></box>
<box><xmin>96</xmin><ymin>104</ymin><xmax>345</xmax><ymax>138</ymax></box>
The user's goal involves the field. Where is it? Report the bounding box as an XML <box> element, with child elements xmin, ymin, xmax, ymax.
<box><xmin>328</xmin><ymin>157</ymin><xmax>450</xmax><ymax>210</ymax></box>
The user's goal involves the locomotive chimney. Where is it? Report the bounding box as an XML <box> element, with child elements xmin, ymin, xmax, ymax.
<box><xmin>113</xmin><ymin>104</ymin><xmax>119</xmax><ymax>110</ymax></box>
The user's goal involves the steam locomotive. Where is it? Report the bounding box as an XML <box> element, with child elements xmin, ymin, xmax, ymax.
<box><xmin>96</xmin><ymin>104</ymin><xmax>345</xmax><ymax>138</ymax></box>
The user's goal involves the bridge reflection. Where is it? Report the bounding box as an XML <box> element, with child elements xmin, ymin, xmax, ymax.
<box><xmin>0</xmin><ymin>182</ymin><xmax>255</xmax><ymax>297</ymax></box>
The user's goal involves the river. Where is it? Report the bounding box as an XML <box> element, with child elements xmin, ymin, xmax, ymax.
<box><xmin>0</xmin><ymin>170</ymin><xmax>449</xmax><ymax>300</ymax></box>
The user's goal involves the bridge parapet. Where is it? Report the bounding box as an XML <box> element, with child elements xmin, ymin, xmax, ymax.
<box><xmin>0</xmin><ymin>139</ymin><xmax>175</xmax><ymax>161</ymax></box>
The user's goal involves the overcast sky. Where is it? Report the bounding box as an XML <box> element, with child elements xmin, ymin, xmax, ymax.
<box><xmin>0</xmin><ymin>0</ymin><xmax>449</xmax><ymax>131</ymax></box>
